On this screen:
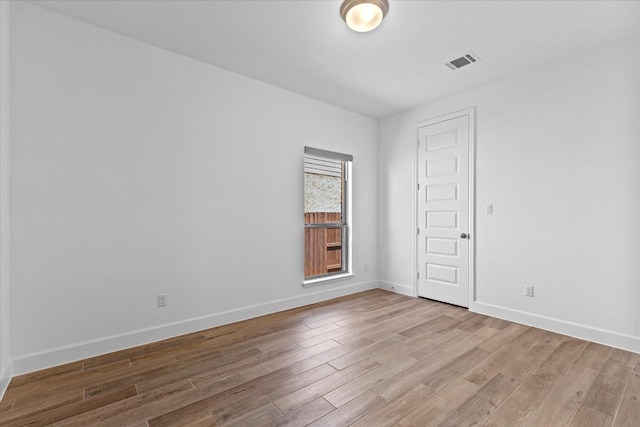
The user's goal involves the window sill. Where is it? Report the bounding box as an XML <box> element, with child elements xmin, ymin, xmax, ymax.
<box><xmin>302</xmin><ymin>273</ymin><xmax>354</xmax><ymax>288</ymax></box>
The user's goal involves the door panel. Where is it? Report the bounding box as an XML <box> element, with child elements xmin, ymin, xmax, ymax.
<box><xmin>417</xmin><ymin>114</ymin><xmax>471</xmax><ymax>307</ymax></box>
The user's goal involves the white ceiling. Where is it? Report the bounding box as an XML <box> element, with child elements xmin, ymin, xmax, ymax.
<box><xmin>28</xmin><ymin>0</ymin><xmax>640</xmax><ymax>119</ymax></box>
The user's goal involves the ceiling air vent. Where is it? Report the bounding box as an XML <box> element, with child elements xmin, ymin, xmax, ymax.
<box><xmin>445</xmin><ymin>52</ymin><xmax>480</xmax><ymax>70</ymax></box>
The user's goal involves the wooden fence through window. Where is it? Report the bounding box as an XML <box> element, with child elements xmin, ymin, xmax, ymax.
<box><xmin>304</xmin><ymin>212</ymin><xmax>342</xmax><ymax>278</ymax></box>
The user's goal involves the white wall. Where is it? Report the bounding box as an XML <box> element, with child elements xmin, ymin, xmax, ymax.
<box><xmin>637</xmin><ymin>37</ymin><xmax>640</xmax><ymax>351</ymax></box>
<box><xmin>9</xmin><ymin>3</ymin><xmax>378</xmax><ymax>374</ymax></box>
<box><xmin>0</xmin><ymin>0</ymin><xmax>12</xmax><ymax>396</ymax></box>
<box><xmin>379</xmin><ymin>37</ymin><xmax>640</xmax><ymax>353</ymax></box>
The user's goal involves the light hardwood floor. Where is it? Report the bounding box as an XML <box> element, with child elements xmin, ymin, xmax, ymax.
<box><xmin>1</xmin><ymin>289</ymin><xmax>638</xmax><ymax>426</ymax></box>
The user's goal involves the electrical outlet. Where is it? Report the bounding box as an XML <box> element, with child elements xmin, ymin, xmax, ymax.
<box><xmin>158</xmin><ymin>294</ymin><xmax>167</xmax><ymax>307</ymax></box>
<box><xmin>524</xmin><ymin>285</ymin><xmax>534</xmax><ymax>297</ymax></box>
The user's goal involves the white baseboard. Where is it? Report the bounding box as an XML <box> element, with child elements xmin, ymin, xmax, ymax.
<box><xmin>374</xmin><ymin>283</ymin><xmax>639</xmax><ymax>354</ymax></box>
<box><xmin>473</xmin><ymin>301</ymin><xmax>640</xmax><ymax>354</ymax></box>
<box><xmin>0</xmin><ymin>361</ymin><xmax>11</xmax><ymax>401</ymax></box>
<box><xmin>378</xmin><ymin>280</ymin><xmax>415</xmax><ymax>297</ymax></box>
<box><xmin>11</xmin><ymin>281</ymin><xmax>378</xmax><ymax>376</ymax></box>
<box><xmin>9</xmin><ymin>283</ymin><xmax>638</xmax><ymax>381</ymax></box>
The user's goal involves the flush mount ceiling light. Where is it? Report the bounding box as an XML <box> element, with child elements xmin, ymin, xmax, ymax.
<box><xmin>340</xmin><ymin>0</ymin><xmax>389</xmax><ymax>33</ymax></box>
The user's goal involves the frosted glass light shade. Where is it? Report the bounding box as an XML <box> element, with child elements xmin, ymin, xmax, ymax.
<box><xmin>340</xmin><ymin>0</ymin><xmax>389</xmax><ymax>33</ymax></box>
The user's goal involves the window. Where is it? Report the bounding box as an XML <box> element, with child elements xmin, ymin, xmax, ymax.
<box><xmin>303</xmin><ymin>147</ymin><xmax>352</xmax><ymax>284</ymax></box>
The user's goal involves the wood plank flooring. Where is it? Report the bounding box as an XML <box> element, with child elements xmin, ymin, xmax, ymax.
<box><xmin>1</xmin><ymin>289</ymin><xmax>638</xmax><ymax>426</ymax></box>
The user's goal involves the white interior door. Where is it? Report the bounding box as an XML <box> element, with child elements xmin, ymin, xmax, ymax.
<box><xmin>417</xmin><ymin>113</ymin><xmax>472</xmax><ymax>307</ymax></box>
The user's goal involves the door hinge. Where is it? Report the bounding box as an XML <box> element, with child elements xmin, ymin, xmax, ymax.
<box><xmin>417</xmin><ymin>227</ymin><xmax>420</xmax><ymax>235</ymax></box>
<box><xmin>417</xmin><ymin>271</ymin><xmax>420</xmax><ymax>279</ymax></box>
<box><xmin>417</xmin><ymin>183</ymin><xmax>420</xmax><ymax>190</ymax></box>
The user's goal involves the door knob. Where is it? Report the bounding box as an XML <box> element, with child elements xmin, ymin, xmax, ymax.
<box><xmin>460</xmin><ymin>233</ymin><xmax>468</xmax><ymax>239</ymax></box>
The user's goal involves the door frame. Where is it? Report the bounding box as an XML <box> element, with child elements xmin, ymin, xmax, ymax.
<box><xmin>414</xmin><ymin>108</ymin><xmax>476</xmax><ymax>309</ymax></box>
